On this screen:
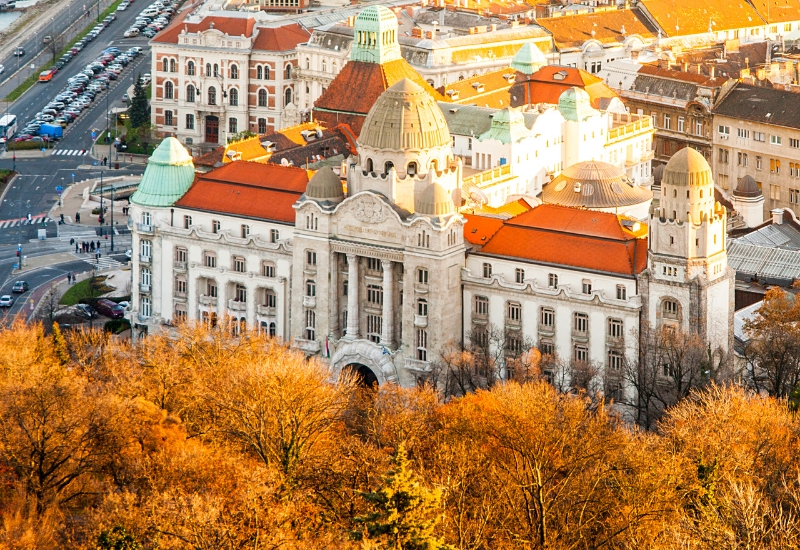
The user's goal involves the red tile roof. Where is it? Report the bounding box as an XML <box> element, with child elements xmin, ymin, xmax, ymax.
<box><xmin>463</xmin><ymin>214</ymin><xmax>505</xmax><ymax>244</ymax></box>
<box><xmin>471</xmin><ymin>205</ymin><xmax>648</xmax><ymax>276</ymax></box>
<box><xmin>176</xmin><ymin>161</ymin><xmax>308</xmax><ymax>222</ymax></box>
<box><xmin>538</xmin><ymin>10</ymin><xmax>654</xmax><ymax>50</ymax></box>
<box><xmin>638</xmin><ymin>64</ymin><xmax>725</xmax><ymax>86</ymax></box>
<box><xmin>253</xmin><ymin>23</ymin><xmax>310</xmax><ymax>51</ymax></box>
<box><xmin>510</xmin><ymin>66</ymin><xmax>617</xmax><ymax>108</ymax></box>
<box><xmin>153</xmin><ymin>14</ymin><xmax>257</xmax><ymax>44</ymax></box>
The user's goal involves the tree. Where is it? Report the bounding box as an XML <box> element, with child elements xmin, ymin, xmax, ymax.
<box><xmin>354</xmin><ymin>444</ymin><xmax>452</xmax><ymax>550</ymax></box>
<box><xmin>128</xmin><ymin>75</ymin><xmax>150</xmax><ymax>129</ymax></box>
<box><xmin>46</xmin><ymin>35</ymin><xmax>63</xmax><ymax>64</ymax></box>
<box><xmin>97</xmin><ymin>526</ymin><xmax>142</xmax><ymax>550</ymax></box>
<box><xmin>38</xmin><ymin>283</ymin><xmax>64</xmax><ymax>324</ymax></box>
<box><xmin>134</xmin><ymin>122</ymin><xmax>157</xmax><ymax>155</ymax></box>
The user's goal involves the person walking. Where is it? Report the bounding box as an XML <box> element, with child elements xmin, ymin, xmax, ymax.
<box><xmin>75</xmin><ymin>242</ymin><xmax>79</xmax><ymax>253</ymax></box>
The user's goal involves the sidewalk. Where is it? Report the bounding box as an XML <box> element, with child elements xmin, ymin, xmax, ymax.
<box><xmin>48</xmin><ymin>173</ymin><xmax>134</xmax><ymax>228</ymax></box>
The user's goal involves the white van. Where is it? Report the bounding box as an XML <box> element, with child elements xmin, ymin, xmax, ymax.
<box><xmin>123</xmin><ymin>28</ymin><xmax>140</xmax><ymax>37</ymax></box>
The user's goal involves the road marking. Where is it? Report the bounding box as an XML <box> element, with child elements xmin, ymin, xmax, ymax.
<box><xmin>72</xmin><ymin>253</ymin><xmax>123</xmax><ymax>271</ymax></box>
<box><xmin>51</xmin><ymin>149</ymin><xmax>88</xmax><ymax>156</ymax></box>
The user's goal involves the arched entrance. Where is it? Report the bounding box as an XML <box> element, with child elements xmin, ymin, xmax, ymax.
<box><xmin>343</xmin><ymin>362</ymin><xmax>379</xmax><ymax>388</ymax></box>
<box><xmin>330</xmin><ymin>340</ymin><xmax>398</xmax><ymax>386</ymax></box>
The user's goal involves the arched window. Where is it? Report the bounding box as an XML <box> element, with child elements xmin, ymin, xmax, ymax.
<box><xmin>662</xmin><ymin>299</ymin><xmax>679</xmax><ymax>319</ymax></box>
<box><xmin>384</xmin><ymin>161</ymin><xmax>394</xmax><ymax>175</ymax></box>
<box><xmin>187</xmin><ymin>61</ymin><xmax>195</xmax><ymax>76</ymax></box>
<box><xmin>164</xmin><ymin>81</ymin><xmax>173</xmax><ymax>99</ymax></box>
<box><xmin>265</xmin><ymin>66</ymin><xmax>271</xmax><ymax>80</ymax></box>
<box><xmin>206</xmin><ymin>63</ymin><xmax>211</xmax><ymax>76</ymax></box>
<box><xmin>186</xmin><ymin>84</ymin><xmax>195</xmax><ymax>102</ymax></box>
<box><xmin>169</xmin><ymin>59</ymin><xmax>176</xmax><ymax>72</ymax></box>
<box><xmin>256</xmin><ymin>65</ymin><xmax>263</xmax><ymax>79</ymax></box>
<box><xmin>429</xmin><ymin>159</ymin><xmax>439</xmax><ymax>172</ymax></box>
<box><xmin>258</xmin><ymin>89</ymin><xmax>267</xmax><ymax>107</ymax></box>
<box><xmin>230</xmin><ymin>64</ymin><xmax>238</xmax><ymax>79</ymax></box>
<box><xmin>213</xmin><ymin>63</ymin><xmax>219</xmax><ymax>77</ymax></box>
<box><xmin>229</xmin><ymin>88</ymin><xmax>238</xmax><ymax>106</ymax></box>
<box><xmin>284</xmin><ymin>87</ymin><xmax>292</xmax><ymax>106</ymax></box>
<box><xmin>700</xmin><ymin>189</ymin><xmax>704</xmax><ymax>198</ymax></box>
<box><xmin>208</xmin><ymin>86</ymin><xmax>216</xmax><ymax>105</ymax></box>
<box><xmin>285</xmin><ymin>64</ymin><xmax>292</xmax><ymax>79</ymax></box>
<box><xmin>162</xmin><ymin>58</ymin><xmax>169</xmax><ymax>72</ymax></box>
<box><xmin>407</xmin><ymin>162</ymin><xmax>417</xmax><ymax>176</ymax></box>
<box><xmin>366</xmin><ymin>158</ymin><xmax>374</xmax><ymax>172</ymax></box>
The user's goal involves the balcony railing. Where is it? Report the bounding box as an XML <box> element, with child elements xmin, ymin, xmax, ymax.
<box><xmin>404</xmin><ymin>358</ymin><xmax>431</xmax><ymax>372</ymax></box>
<box><xmin>136</xmin><ymin>223</ymin><xmax>153</xmax><ymax>233</ymax></box>
<box><xmin>303</xmin><ymin>295</ymin><xmax>316</xmax><ymax>308</ymax></box>
<box><xmin>228</xmin><ymin>299</ymin><xmax>247</xmax><ymax>313</ymax></box>
<box><xmin>174</xmin><ymin>261</ymin><xmax>187</xmax><ymax>271</ymax></box>
<box><xmin>414</xmin><ymin>314</ymin><xmax>428</xmax><ymax>328</ymax></box>
<box><xmin>295</xmin><ymin>338</ymin><xmax>320</xmax><ymax>353</ymax></box>
<box><xmin>257</xmin><ymin>305</ymin><xmax>276</xmax><ymax>316</ymax></box>
<box><xmin>199</xmin><ymin>294</ymin><xmax>217</xmax><ymax>307</ymax></box>
<box><xmin>139</xmin><ymin>254</ymin><xmax>151</xmax><ymax>264</ymax></box>
<box><xmin>139</xmin><ymin>283</ymin><xmax>151</xmax><ymax>293</ymax></box>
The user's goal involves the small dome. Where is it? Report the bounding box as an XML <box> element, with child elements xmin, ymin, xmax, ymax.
<box><xmin>416</xmin><ymin>183</ymin><xmax>455</xmax><ymax>216</ymax></box>
<box><xmin>351</xmin><ymin>5</ymin><xmax>401</xmax><ymax>64</ymax></box>
<box><xmin>662</xmin><ymin>147</ymin><xmax>712</xmax><ymax>187</ymax></box>
<box><xmin>734</xmin><ymin>175</ymin><xmax>762</xmax><ymax>198</ymax></box>
<box><xmin>479</xmin><ymin>107</ymin><xmax>530</xmax><ymax>144</ymax></box>
<box><xmin>131</xmin><ymin>137</ymin><xmax>195</xmax><ymax>207</ymax></box>
<box><xmin>305</xmin><ymin>166</ymin><xmax>344</xmax><ymax>202</ymax></box>
<box><xmin>558</xmin><ymin>87</ymin><xmax>595</xmax><ymax>121</ymax></box>
<box><xmin>543</xmin><ymin>160</ymin><xmax>652</xmax><ymax>209</ymax></box>
<box><xmin>511</xmin><ymin>42</ymin><xmax>547</xmax><ymax>75</ymax></box>
<box><xmin>359</xmin><ymin>79</ymin><xmax>452</xmax><ymax>151</ymax></box>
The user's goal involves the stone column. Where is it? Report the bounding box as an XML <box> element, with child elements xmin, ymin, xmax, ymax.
<box><xmin>330</xmin><ymin>252</ymin><xmax>339</xmax><ymax>338</ymax></box>
<box><xmin>346</xmin><ymin>254</ymin><xmax>359</xmax><ymax>338</ymax></box>
<box><xmin>381</xmin><ymin>259</ymin><xmax>393</xmax><ymax>347</ymax></box>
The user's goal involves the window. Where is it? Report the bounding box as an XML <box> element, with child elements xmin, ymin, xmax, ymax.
<box><xmin>515</xmin><ymin>268</ymin><xmax>524</xmax><ymax>284</ymax></box>
<box><xmin>695</xmin><ymin>120</ymin><xmax>704</xmax><ymax>136</ymax></box>
<box><xmin>582</xmin><ymin>280</ymin><xmax>592</xmax><ymax>294</ymax></box>
<box><xmin>164</xmin><ymin>110</ymin><xmax>173</xmax><ymax>126</ymax></box>
<box><xmin>284</xmin><ymin>87</ymin><xmax>292</xmax><ymax>107</ymax></box>
<box><xmin>417</xmin><ymin>299</ymin><xmax>428</xmax><ymax>316</ymax></box>
<box><xmin>738</xmin><ymin>152</ymin><xmax>748</xmax><ymax>167</ymax></box>
<box><xmin>261</xmin><ymin>261</ymin><xmax>275</xmax><ymax>277</ymax></box>
<box><xmin>678</xmin><ymin>117</ymin><xmax>685</xmax><ymax>133</ymax></box>
<box><xmin>753</xmin><ymin>131</ymin><xmax>766</xmax><ymax>142</ymax></box>
<box><xmin>263</xmin><ymin>290</ymin><xmax>277</xmax><ymax>307</ymax></box>
<box><xmin>791</xmin><ymin>138</ymin><xmax>800</xmax><ymax>149</ymax></box>
<box><xmin>230</xmin><ymin>64</ymin><xmax>238</xmax><ymax>79</ymax></box>
<box><xmin>141</xmin><ymin>297</ymin><xmax>151</xmax><ymax>317</ymax></box>
<box><xmin>174</xmin><ymin>304</ymin><xmax>187</xmax><ymax>321</ymax></box>
<box><xmin>756</xmin><ymin>156</ymin><xmax>763</xmax><ymax>170</ymax></box>
<box><xmin>212</xmin><ymin>220</ymin><xmax>220</xmax><ymax>233</ymax></box>
<box><xmin>187</xmin><ymin>61</ymin><xmax>195</xmax><ymax>76</ymax></box>
<box><xmin>229</xmin><ymin>117</ymin><xmax>237</xmax><ymax>134</ymax></box>
<box><xmin>616</xmin><ymin>285</ymin><xmax>627</xmax><ymax>300</ymax></box>
<box><xmin>213</xmin><ymin>64</ymin><xmax>219</xmax><ymax>77</ymax></box>
<box><xmin>738</xmin><ymin>128</ymin><xmax>749</xmax><ymax>139</ymax></box>
<box><xmin>416</xmin><ymin>328</ymin><xmax>428</xmax><ymax>361</ymax></box>
<box><xmin>175</xmin><ymin>247</ymin><xmax>187</xmax><ymax>262</ymax></box>
<box><xmin>663</xmin><ymin>114</ymin><xmax>671</xmax><ymax>129</ymax></box>
<box><xmin>306</xmin><ymin>250</ymin><xmax>317</xmax><ymax>266</ymax></box>
<box><xmin>770</xmin><ymin>184</ymin><xmax>781</xmax><ymax>200</ymax></box>
<box><xmin>186</xmin><ymin>84</ymin><xmax>195</xmax><ymax>102</ymax></box>
<box><xmin>417</xmin><ymin>268</ymin><xmax>428</xmax><ymax>284</ymax></box>
<box><xmin>791</xmin><ymin>189</ymin><xmax>800</xmax><ymax>204</ymax></box>
<box><xmin>474</xmin><ymin>295</ymin><xmax>489</xmax><ymax>316</ymax></box>
<box><xmin>169</xmin><ymin>59</ymin><xmax>176</xmax><ymax>72</ymax></box>
<box><xmin>208</xmin><ymin>86</ymin><xmax>216</xmax><ymax>105</ymax></box>
<box><xmin>305</xmin><ymin>279</ymin><xmax>316</xmax><ymax>297</ymax></box>
<box><xmin>305</xmin><ymin>309</ymin><xmax>315</xmax><ymax>340</ymax></box>
<box><xmin>367</xmin><ymin>314</ymin><xmax>382</xmax><ymax>343</ymax></box>
<box><xmin>771</xmin><ymin>135</ymin><xmax>782</xmax><ymax>146</ymax></box>
<box><xmin>162</xmin><ymin>58</ymin><xmax>168</xmax><ymax>72</ymax></box>
<box><xmin>207</xmin><ymin>281</ymin><xmax>217</xmax><ymax>297</ymax></box>
<box><xmin>608</xmin><ymin>318</ymin><xmax>624</xmax><ymax>339</ymax></box>
<box><xmin>771</xmin><ymin>158</ymin><xmax>781</xmax><ymax>174</ymax></box>
<box><xmin>141</xmin><ymin>267</ymin><xmax>151</xmax><ymax>287</ymax></box>
<box><xmin>663</xmin><ymin>299</ymin><xmax>678</xmax><ymax>319</ymax></box>
<box><xmin>718</xmin><ymin>125</ymin><xmax>730</xmax><ymax>136</ymax></box>
<box><xmin>258</xmin><ymin>89</ymin><xmax>267</xmax><ymax>107</ymax></box>
<box><xmin>205</xmin><ymin>63</ymin><xmax>211</xmax><ymax>76</ymax></box>
<box><xmin>573</xmin><ymin>312</ymin><xmax>588</xmax><ymax>333</ymax></box>
<box><xmin>718</xmin><ymin>148</ymin><xmax>729</xmax><ymax>164</ymax></box>
<box><xmin>607</xmin><ymin>350</ymin><xmax>623</xmax><ymax>372</ymax></box>
<box><xmin>235</xmin><ymin>284</ymin><xmax>247</xmax><ymax>302</ymax></box>
<box><xmin>183</xmin><ymin>215</ymin><xmax>192</xmax><ymax>229</ymax></box>
<box><xmin>367</xmin><ymin>285</ymin><xmax>383</xmax><ymax>305</ymax></box>
<box><xmin>285</xmin><ymin>64</ymin><xmax>292</xmax><ymax>79</ymax></box>
<box><xmin>264</xmin><ymin>66</ymin><xmax>270</xmax><ymax>79</ymax></box>
<box><xmin>203</xmin><ymin>252</ymin><xmax>216</xmax><ymax>268</ymax></box>
<box><xmin>548</xmin><ymin>273</ymin><xmax>558</xmax><ymax>288</ymax></box>
<box><xmin>229</xmin><ymin>88</ymin><xmax>238</xmax><ymax>106</ymax></box>
<box><xmin>366</xmin><ymin>257</ymin><xmax>380</xmax><ymax>271</ymax></box>
<box><xmin>573</xmin><ymin>345</ymin><xmax>588</xmax><ymax>363</ymax></box>
<box><xmin>164</xmin><ymin>81</ymin><xmax>173</xmax><ymax>99</ymax></box>
<box><xmin>270</xmin><ymin>229</ymin><xmax>280</xmax><ymax>243</ymax></box>
<box><xmin>482</xmin><ymin>262</ymin><xmax>492</xmax><ymax>278</ymax></box>
<box><xmin>506</xmin><ymin>301</ymin><xmax>521</xmax><ymax>322</ymax></box>
<box><xmin>258</xmin><ymin>118</ymin><xmax>266</xmax><ymax>134</ymax></box>
<box><xmin>539</xmin><ymin>340</ymin><xmax>554</xmax><ymax>356</ymax></box>
<box><xmin>140</xmin><ymin>239</ymin><xmax>151</xmax><ymax>259</ymax></box>
<box><xmin>257</xmin><ymin>65</ymin><xmax>263</xmax><ymax>79</ymax></box>
<box><xmin>241</xmin><ymin>224</ymin><xmax>250</xmax><ymax>238</ymax></box>
<box><xmin>233</xmin><ymin>256</ymin><xmax>246</xmax><ymax>273</ymax></box>
<box><xmin>540</xmin><ymin>307</ymin><xmax>554</xmax><ymax>328</ymax></box>
<box><xmin>186</xmin><ymin>114</ymin><xmax>194</xmax><ymax>130</ymax></box>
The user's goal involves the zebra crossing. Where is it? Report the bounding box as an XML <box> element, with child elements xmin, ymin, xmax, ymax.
<box><xmin>0</xmin><ymin>216</ymin><xmax>51</xmax><ymax>228</ymax></box>
<box><xmin>74</xmin><ymin>253</ymin><xmax>124</xmax><ymax>271</ymax></box>
<box><xmin>51</xmin><ymin>149</ymin><xmax>89</xmax><ymax>156</ymax></box>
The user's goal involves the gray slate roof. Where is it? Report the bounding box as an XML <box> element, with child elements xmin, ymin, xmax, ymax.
<box><xmin>438</xmin><ymin>102</ymin><xmax>540</xmax><ymax>137</ymax></box>
<box><xmin>714</xmin><ymin>83</ymin><xmax>800</xmax><ymax>130</ymax></box>
<box><xmin>728</xmin><ymin>222</ymin><xmax>800</xmax><ymax>282</ymax></box>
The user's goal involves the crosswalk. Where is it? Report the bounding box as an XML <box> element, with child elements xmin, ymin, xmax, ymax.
<box><xmin>0</xmin><ymin>216</ymin><xmax>51</xmax><ymax>228</ymax></box>
<box><xmin>51</xmin><ymin>149</ymin><xmax>89</xmax><ymax>156</ymax></box>
<box><xmin>74</xmin><ymin>253</ymin><xmax>124</xmax><ymax>271</ymax></box>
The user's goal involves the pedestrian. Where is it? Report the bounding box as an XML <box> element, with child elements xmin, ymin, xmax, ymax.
<box><xmin>66</xmin><ymin>273</ymin><xmax>71</xmax><ymax>284</ymax></box>
<box><xmin>76</xmin><ymin>212</ymin><xmax>80</xmax><ymax>223</ymax></box>
<box><xmin>90</xmin><ymin>242</ymin><xmax>95</xmax><ymax>252</ymax></box>
<box><xmin>75</xmin><ymin>243</ymin><xmax>79</xmax><ymax>253</ymax></box>
<box><xmin>70</xmin><ymin>238</ymin><xmax>74</xmax><ymax>245</ymax></box>
<box><xmin>96</xmin><ymin>240</ymin><xmax>101</xmax><ymax>250</ymax></box>
<box><xmin>69</xmin><ymin>272</ymin><xmax>73</xmax><ymax>284</ymax></box>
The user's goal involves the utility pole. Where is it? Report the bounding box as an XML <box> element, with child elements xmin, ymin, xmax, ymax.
<box><xmin>110</xmin><ymin>187</ymin><xmax>114</xmax><ymax>251</ymax></box>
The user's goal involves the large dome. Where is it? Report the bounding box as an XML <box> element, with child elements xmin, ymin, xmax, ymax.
<box><xmin>358</xmin><ymin>79</ymin><xmax>451</xmax><ymax>151</ymax></box>
<box><xmin>662</xmin><ymin>147</ymin><xmax>712</xmax><ymax>187</ymax></box>
<box><xmin>542</xmin><ymin>160</ymin><xmax>652</xmax><ymax>209</ymax></box>
<box><xmin>305</xmin><ymin>165</ymin><xmax>344</xmax><ymax>202</ymax></box>
<box><xmin>131</xmin><ymin>137</ymin><xmax>195</xmax><ymax>207</ymax></box>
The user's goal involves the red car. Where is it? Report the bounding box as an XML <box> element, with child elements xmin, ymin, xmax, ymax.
<box><xmin>13</xmin><ymin>134</ymin><xmax>33</xmax><ymax>142</ymax></box>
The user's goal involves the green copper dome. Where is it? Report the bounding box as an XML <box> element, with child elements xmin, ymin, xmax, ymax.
<box><xmin>478</xmin><ymin>108</ymin><xmax>530</xmax><ymax>144</ymax></box>
<box><xmin>131</xmin><ymin>137</ymin><xmax>195</xmax><ymax>207</ymax></box>
<box><xmin>511</xmin><ymin>42</ymin><xmax>547</xmax><ymax>75</ymax></box>
<box><xmin>351</xmin><ymin>6</ymin><xmax>401</xmax><ymax>64</ymax></box>
<box><xmin>558</xmin><ymin>87</ymin><xmax>595</xmax><ymax>122</ymax></box>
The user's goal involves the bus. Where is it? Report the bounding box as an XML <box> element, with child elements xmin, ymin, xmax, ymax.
<box><xmin>0</xmin><ymin>114</ymin><xmax>17</xmax><ymax>144</ymax></box>
<box><xmin>38</xmin><ymin>70</ymin><xmax>53</xmax><ymax>82</ymax></box>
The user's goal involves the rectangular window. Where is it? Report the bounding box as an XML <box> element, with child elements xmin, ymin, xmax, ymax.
<box><xmin>305</xmin><ymin>309</ymin><xmax>316</xmax><ymax>341</ymax></box>
<box><xmin>474</xmin><ymin>295</ymin><xmax>489</xmax><ymax>316</ymax></box>
<box><xmin>506</xmin><ymin>301</ymin><xmax>521</xmax><ymax>322</ymax></box>
<box><xmin>203</xmin><ymin>252</ymin><xmax>216</xmax><ymax>268</ymax></box>
<box><xmin>186</xmin><ymin>114</ymin><xmax>194</xmax><ymax>130</ymax></box>
<box><xmin>367</xmin><ymin>314</ymin><xmax>382</xmax><ymax>343</ymax></box>
<box><xmin>770</xmin><ymin>184</ymin><xmax>781</xmax><ymax>200</ymax></box>
<box><xmin>241</xmin><ymin>224</ymin><xmax>250</xmax><ymax>238</ymax></box>
<box><xmin>718</xmin><ymin>148</ymin><xmax>729</xmax><ymax>164</ymax></box>
<box><xmin>515</xmin><ymin>268</ymin><xmax>525</xmax><ymax>284</ymax></box>
<box><xmin>270</xmin><ymin>229</ymin><xmax>280</xmax><ymax>243</ymax></box>
<box><xmin>233</xmin><ymin>256</ymin><xmax>246</xmax><ymax>273</ymax></box>
<box><xmin>367</xmin><ymin>284</ymin><xmax>383</xmax><ymax>306</ymax></box>
<box><xmin>235</xmin><ymin>284</ymin><xmax>247</xmax><ymax>302</ymax></box>
<box><xmin>718</xmin><ymin>125</ymin><xmax>730</xmax><ymax>135</ymax></box>
<box><xmin>738</xmin><ymin>128</ymin><xmax>749</xmax><ymax>139</ymax></box>
<box><xmin>482</xmin><ymin>262</ymin><xmax>492</xmax><ymax>278</ymax></box>
<box><xmin>663</xmin><ymin>114</ymin><xmax>671</xmax><ymax>130</ymax></box>
<box><xmin>607</xmin><ymin>350</ymin><xmax>623</xmax><ymax>372</ymax></box>
<box><xmin>183</xmin><ymin>215</ymin><xmax>192</xmax><ymax>229</ymax></box>
<box><xmin>738</xmin><ymin>152</ymin><xmax>748</xmax><ymax>167</ymax></box>
<box><xmin>305</xmin><ymin>279</ymin><xmax>316</xmax><ymax>297</ymax></box>
<box><xmin>417</xmin><ymin>299</ymin><xmax>428</xmax><ymax>316</ymax></box>
<box><xmin>261</xmin><ymin>261</ymin><xmax>275</xmax><ymax>277</ymax></box>
<box><xmin>678</xmin><ymin>116</ymin><xmax>685</xmax><ymax>133</ymax></box>
<box><xmin>366</xmin><ymin>257</ymin><xmax>380</xmax><ymax>271</ymax></box>
<box><xmin>582</xmin><ymin>280</ymin><xmax>592</xmax><ymax>294</ymax></box>
<box><xmin>207</xmin><ymin>281</ymin><xmax>217</xmax><ymax>298</ymax></box>
<box><xmin>756</xmin><ymin>156</ymin><xmax>763</xmax><ymax>170</ymax></box>
<box><xmin>229</xmin><ymin>117</ymin><xmax>238</xmax><ymax>134</ymax></box>
<box><xmin>791</xmin><ymin>138</ymin><xmax>800</xmax><ymax>149</ymax></box>
<box><xmin>264</xmin><ymin>290</ymin><xmax>277</xmax><ymax>308</ymax></box>
<box><xmin>418</xmin><ymin>268</ymin><xmax>428</xmax><ymax>284</ymax></box>
<box><xmin>175</xmin><ymin>247</ymin><xmax>187</xmax><ymax>262</ymax></box>
<box><xmin>771</xmin><ymin>135</ymin><xmax>782</xmax><ymax>146</ymax></box>
<box><xmin>164</xmin><ymin>110</ymin><xmax>173</xmax><ymax>126</ymax></box>
<box><xmin>539</xmin><ymin>340</ymin><xmax>554</xmax><ymax>356</ymax></box>
<box><xmin>416</xmin><ymin>329</ymin><xmax>428</xmax><ymax>361</ymax></box>
<box><xmin>548</xmin><ymin>273</ymin><xmax>558</xmax><ymax>288</ymax></box>
<box><xmin>607</xmin><ymin>318</ymin><xmax>624</xmax><ymax>339</ymax></box>
<box><xmin>616</xmin><ymin>285</ymin><xmax>627</xmax><ymax>300</ymax></box>
<box><xmin>695</xmin><ymin>120</ymin><xmax>703</xmax><ymax>136</ymax></box>
<box><xmin>573</xmin><ymin>312</ymin><xmax>588</xmax><ymax>333</ymax></box>
<box><xmin>754</xmin><ymin>131</ymin><xmax>765</xmax><ymax>142</ymax></box>
<box><xmin>573</xmin><ymin>344</ymin><xmax>588</xmax><ymax>363</ymax></box>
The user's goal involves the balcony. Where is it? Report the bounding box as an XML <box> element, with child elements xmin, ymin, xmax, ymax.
<box><xmin>174</xmin><ymin>290</ymin><xmax>187</xmax><ymax>300</ymax></box>
<box><xmin>139</xmin><ymin>283</ymin><xmax>151</xmax><ymax>293</ymax></box>
<box><xmin>303</xmin><ymin>295</ymin><xmax>316</xmax><ymax>308</ymax></box>
<box><xmin>505</xmin><ymin>317</ymin><xmax>521</xmax><ymax>328</ymax></box>
<box><xmin>139</xmin><ymin>254</ymin><xmax>151</xmax><ymax>264</ymax></box>
<box><xmin>257</xmin><ymin>304</ymin><xmax>276</xmax><ymax>316</ymax></box>
<box><xmin>295</xmin><ymin>338</ymin><xmax>320</xmax><ymax>353</ymax></box>
<box><xmin>404</xmin><ymin>358</ymin><xmax>431</xmax><ymax>372</ymax></box>
<box><xmin>136</xmin><ymin>223</ymin><xmax>153</xmax><ymax>233</ymax></box>
<box><xmin>413</xmin><ymin>283</ymin><xmax>429</xmax><ymax>295</ymax></box>
<box><xmin>572</xmin><ymin>330</ymin><xmax>589</xmax><ymax>342</ymax></box>
<box><xmin>228</xmin><ymin>299</ymin><xmax>247</xmax><ymax>313</ymax></box>
<box><xmin>174</xmin><ymin>261</ymin><xmax>187</xmax><ymax>271</ymax></box>
<box><xmin>538</xmin><ymin>325</ymin><xmax>555</xmax><ymax>337</ymax></box>
<box><xmin>198</xmin><ymin>294</ymin><xmax>217</xmax><ymax>307</ymax></box>
<box><xmin>414</xmin><ymin>314</ymin><xmax>428</xmax><ymax>328</ymax></box>
<box><xmin>472</xmin><ymin>313</ymin><xmax>488</xmax><ymax>326</ymax></box>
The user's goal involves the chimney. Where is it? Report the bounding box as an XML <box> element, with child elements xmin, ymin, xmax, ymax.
<box><xmin>710</xmin><ymin>66</ymin><xmax>715</xmax><ymax>78</ymax></box>
<box><xmin>772</xmin><ymin>209</ymin><xmax>785</xmax><ymax>224</ymax></box>
<box><xmin>697</xmin><ymin>64</ymin><xmax>702</xmax><ymax>74</ymax></box>
<box><xmin>490</xmin><ymin>23</ymin><xmax>497</xmax><ymax>32</ymax></box>
<box><xmin>683</xmin><ymin>61</ymin><xmax>688</xmax><ymax>72</ymax></box>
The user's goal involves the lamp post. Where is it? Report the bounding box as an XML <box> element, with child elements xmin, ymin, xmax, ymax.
<box><xmin>98</xmin><ymin>171</ymin><xmax>104</xmax><ymax>236</ymax></box>
<box><xmin>13</xmin><ymin>199</ymin><xmax>30</xmax><ymax>271</ymax></box>
<box><xmin>110</xmin><ymin>187</ymin><xmax>114</xmax><ymax>251</ymax></box>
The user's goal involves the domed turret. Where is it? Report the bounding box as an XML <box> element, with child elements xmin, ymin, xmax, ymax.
<box><xmin>511</xmin><ymin>42</ymin><xmax>547</xmax><ymax>75</ymax></box>
<box><xmin>662</xmin><ymin>147</ymin><xmax>712</xmax><ymax>187</ymax></box>
<box><xmin>558</xmin><ymin>87</ymin><xmax>595</xmax><ymax>121</ymax></box>
<box><xmin>415</xmin><ymin>182</ymin><xmax>455</xmax><ymax>217</ymax></box>
<box><xmin>358</xmin><ymin>79</ymin><xmax>451</xmax><ymax>151</ymax></box>
<box><xmin>479</xmin><ymin>107</ymin><xmax>530</xmax><ymax>144</ymax></box>
<box><xmin>734</xmin><ymin>175</ymin><xmax>762</xmax><ymax>198</ymax></box>
<box><xmin>131</xmin><ymin>137</ymin><xmax>195</xmax><ymax>207</ymax></box>
<box><xmin>350</xmin><ymin>6</ymin><xmax>401</xmax><ymax>64</ymax></box>
<box><xmin>658</xmin><ymin>148</ymin><xmax>716</xmax><ymax>224</ymax></box>
<box><xmin>305</xmin><ymin>166</ymin><xmax>345</xmax><ymax>203</ymax></box>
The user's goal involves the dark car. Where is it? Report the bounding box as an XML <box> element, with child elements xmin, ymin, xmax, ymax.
<box><xmin>75</xmin><ymin>304</ymin><xmax>97</xmax><ymax>319</ymax></box>
<box><xmin>11</xmin><ymin>281</ymin><xmax>28</xmax><ymax>293</ymax></box>
<box><xmin>96</xmin><ymin>299</ymin><xmax>124</xmax><ymax>319</ymax></box>
<box><xmin>12</xmin><ymin>47</ymin><xmax>24</xmax><ymax>57</ymax></box>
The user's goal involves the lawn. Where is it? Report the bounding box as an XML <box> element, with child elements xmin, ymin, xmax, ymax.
<box><xmin>60</xmin><ymin>276</ymin><xmax>114</xmax><ymax>306</ymax></box>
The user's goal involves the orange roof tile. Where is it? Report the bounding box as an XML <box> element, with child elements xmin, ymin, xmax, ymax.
<box><xmin>538</xmin><ymin>10</ymin><xmax>654</xmax><ymax>49</ymax></box>
<box><xmin>442</xmin><ymin>68</ymin><xmax>515</xmax><ymax>108</ymax></box>
<box><xmin>749</xmin><ymin>0</ymin><xmax>800</xmax><ymax>24</ymax></box>
<box><xmin>253</xmin><ymin>23</ymin><xmax>310</xmax><ymax>51</ymax></box>
<box><xmin>511</xmin><ymin>66</ymin><xmax>617</xmax><ymax>108</ymax></box>
<box><xmin>637</xmin><ymin>64</ymin><xmax>726</xmax><ymax>86</ymax></box>
<box><xmin>638</xmin><ymin>0</ymin><xmax>763</xmax><ymax>36</ymax></box>
<box><xmin>221</xmin><ymin>136</ymin><xmax>270</xmax><ymax>164</ymax></box>
<box><xmin>153</xmin><ymin>14</ymin><xmax>257</xmax><ymax>44</ymax></box>
<box><xmin>463</xmin><ymin>214</ymin><xmax>505</xmax><ymax>244</ymax></box>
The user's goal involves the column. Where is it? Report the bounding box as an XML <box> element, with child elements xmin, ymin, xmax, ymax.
<box><xmin>381</xmin><ymin>259</ymin><xmax>393</xmax><ymax>347</ymax></box>
<box><xmin>330</xmin><ymin>252</ymin><xmax>340</xmax><ymax>337</ymax></box>
<box><xmin>346</xmin><ymin>254</ymin><xmax>359</xmax><ymax>338</ymax></box>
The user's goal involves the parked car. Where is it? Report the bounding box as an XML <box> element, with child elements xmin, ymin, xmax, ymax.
<box><xmin>96</xmin><ymin>299</ymin><xmax>125</xmax><ymax>319</ymax></box>
<box><xmin>123</xmin><ymin>28</ymin><xmax>140</xmax><ymax>37</ymax></box>
<box><xmin>0</xmin><ymin>295</ymin><xmax>13</xmax><ymax>308</ymax></box>
<box><xmin>75</xmin><ymin>304</ymin><xmax>97</xmax><ymax>319</ymax></box>
<box><xmin>11</xmin><ymin>281</ymin><xmax>28</xmax><ymax>293</ymax></box>
<box><xmin>13</xmin><ymin>134</ymin><xmax>33</xmax><ymax>142</ymax></box>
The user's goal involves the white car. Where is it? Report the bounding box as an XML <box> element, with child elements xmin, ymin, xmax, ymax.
<box><xmin>0</xmin><ymin>64</ymin><xmax>4</xmax><ymax>74</ymax></box>
<box><xmin>0</xmin><ymin>295</ymin><xmax>12</xmax><ymax>308</ymax></box>
<box><xmin>117</xmin><ymin>2</ymin><xmax>128</xmax><ymax>10</ymax></box>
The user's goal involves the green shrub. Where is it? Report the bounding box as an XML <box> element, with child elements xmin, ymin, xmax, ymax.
<box><xmin>60</xmin><ymin>276</ymin><xmax>113</xmax><ymax>305</ymax></box>
<box><xmin>7</xmin><ymin>141</ymin><xmax>53</xmax><ymax>151</ymax></box>
<box><xmin>104</xmin><ymin>319</ymin><xmax>130</xmax><ymax>334</ymax></box>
